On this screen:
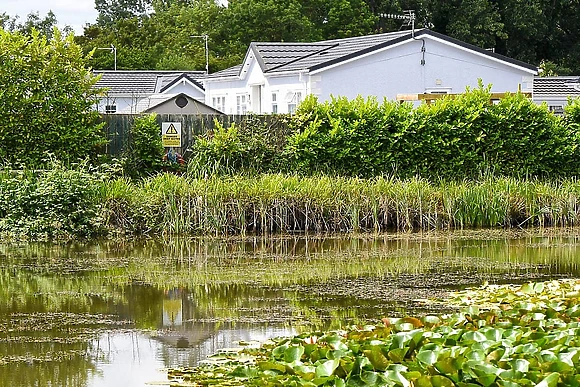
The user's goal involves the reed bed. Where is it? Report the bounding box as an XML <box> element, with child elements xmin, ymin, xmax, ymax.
<box><xmin>99</xmin><ymin>174</ymin><xmax>580</xmax><ymax>236</ymax></box>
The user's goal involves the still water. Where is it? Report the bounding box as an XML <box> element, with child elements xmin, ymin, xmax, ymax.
<box><xmin>2</xmin><ymin>230</ymin><xmax>580</xmax><ymax>386</ymax></box>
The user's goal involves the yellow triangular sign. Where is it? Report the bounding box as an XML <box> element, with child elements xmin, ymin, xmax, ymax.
<box><xmin>166</xmin><ymin>124</ymin><xmax>178</xmax><ymax>135</ymax></box>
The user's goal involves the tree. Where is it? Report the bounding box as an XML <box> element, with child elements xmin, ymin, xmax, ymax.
<box><xmin>0</xmin><ymin>29</ymin><xmax>106</xmax><ymax>167</ymax></box>
<box><xmin>95</xmin><ymin>0</ymin><xmax>152</xmax><ymax>26</ymax></box>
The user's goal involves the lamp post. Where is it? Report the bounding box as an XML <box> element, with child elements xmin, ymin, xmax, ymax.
<box><xmin>96</xmin><ymin>44</ymin><xmax>117</xmax><ymax>70</ymax></box>
<box><xmin>190</xmin><ymin>34</ymin><xmax>209</xmax><ymax>74</ymax></box>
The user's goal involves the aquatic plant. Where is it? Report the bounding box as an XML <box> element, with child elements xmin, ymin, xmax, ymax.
<box><xmin>167</xmin><ymin>279</ymin><xmax>580</xmax><ymax>386</ymax></box>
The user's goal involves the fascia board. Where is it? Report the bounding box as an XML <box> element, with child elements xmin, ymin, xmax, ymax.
<box><xmin>162</xmin><ymin>77</ymin><xmax>205</xmax><ymax>94</ymax></box>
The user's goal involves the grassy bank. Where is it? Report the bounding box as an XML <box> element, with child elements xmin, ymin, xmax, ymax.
<box><xmin>3</xmin><ymin>165</ymin><xmax>580</xmax><ymax>239</ymax></box>
<box><xmin>100</xmin><ymin>174</ymin><xmax>580</xmax><ymax>237</ymax></box>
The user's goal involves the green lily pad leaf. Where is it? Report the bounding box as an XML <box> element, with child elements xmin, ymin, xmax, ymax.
<box><xmin>363</xmin><ymin>346</ymin><xmax>390</xmax><ymax>371</ymax></box>
<box><xmin>549</xmin><ymin>361</ymin><xmax>572</xmax><ymax>372</ymax></box>
<box><xmin>258</xmin><ymin>361</ymin><xmax>286</xmax><ymax>373</ymax></box>
<box><xmin>388</xmin><ymin>347</ymin><xmax>409</xmax><ymax>362</ymax></box>
<box><xmin>423</xmin><ymin>316</ymin><xmax>441</xmax><ymax>326</ymax></box>
<box><xmin>272</xmin><ymin>344</ymin><xmax>289</xmax><ymax>360</ymax></box>
<box><xmin>431</xmin><ymin>375</ymin><xmax>456</xmax><ymax>387</ymax></box>
<box><xmin>285</xmin><ymin>345</ymin><xmax>305</xmax><ymax>363</ymax></box>
<box><xmin>477</xmin><ymin>374</ymin><xmax>497</xmax><ymax>387</ymax></box>
<box><xmin>510</xmin><ymin>359</ymin><xmax>529</xmax><ymax>373</ymax></box>
<box><xmin>315</xmin><ymin>359</ymin><xmax>339</xmax><ymax>378</ymax></box>
<box><xmin>361</xmin><ymin>371</ymin><xmax>379</xmax><ymax>385</ymax></box>
<box><xmin>486</xmin><ymin>348</ymin><xmax>505</xmax><ymax>363</ymax></box>
<box><xmin>484</xmin><ymin>328</ymin><xmax>504</xmax><ymax>341</ymax></box>
<box><xmin>417</xmin><ymin>350</ymin><xmax>438</xmax><ymax>365</ymax></box>
<box><xmin>294</xmin><ymin>365</ymin><xmax>316</xmax><ymax>379</ymax></box>
<box><xmin>462</xmin><ymin>331</ymin><xmax>487</xmax><ymax>343</ymax></box>
<box><xmin>557</xmin><ymin>352</ymin><xmax>575</xmax><ymax>367</ymax></box>
<box><xmin>533</xmin><ymin>282</ymin><xmax>545</xmax><ymax>293</ymax></box>
<box><xmin>434</xmin><ymin>358</ymin><xmax>459</xmax><ymax>378</ymax></box>
<box><xmin>384</xmin><ymin>370</ymin><xmax>411</xmax><ymax>387</ymax></box>
<box><xmin>521</xmin><ymin>283</ymin><xmax>534</xmax><ymax>294</ymax></box>
<box><xmin>536</xmin><ymin>372</ymin><xmax>560</xmax><ymax>387</ymax></box>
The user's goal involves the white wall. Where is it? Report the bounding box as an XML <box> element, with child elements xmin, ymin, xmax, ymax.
<box><xmin>315</xmin><ymin>37</ymin><xmax>534</xmax><ymax>101</ymax></box>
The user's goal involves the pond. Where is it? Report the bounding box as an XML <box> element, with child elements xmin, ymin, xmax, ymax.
<box><xmin>2</xmin><ymin>229</ymin><xmax>580</xmax><ymax>386</ymax></box>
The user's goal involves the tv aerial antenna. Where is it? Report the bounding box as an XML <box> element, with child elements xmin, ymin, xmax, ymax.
<box><xmin>380</xmin><ymin>10</ymin><xmax>416</xmax><ymax>34</ymax></box>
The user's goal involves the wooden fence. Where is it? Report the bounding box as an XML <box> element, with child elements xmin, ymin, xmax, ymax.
<box><xmin>99</xmin><ymin>114</ymin><xmax>290</xmax><ymax>156</ymax></box>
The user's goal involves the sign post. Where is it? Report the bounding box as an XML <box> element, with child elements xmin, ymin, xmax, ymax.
<box><xmin>161</xmin><ymin>122</ymin><xmax>182</xmax><ymax>148</ymax></box>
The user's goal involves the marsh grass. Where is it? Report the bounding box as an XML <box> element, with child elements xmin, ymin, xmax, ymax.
<box><xmin>100</xmin><ymin>175</ymin><xmax>580</xmax><ymax>236</ymax></box>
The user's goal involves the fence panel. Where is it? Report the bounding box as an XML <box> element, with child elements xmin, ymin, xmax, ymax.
<box><xmin>99</xmin><ymin>114</ymin><xmax>291</xmax><ymax>157</ymax></box>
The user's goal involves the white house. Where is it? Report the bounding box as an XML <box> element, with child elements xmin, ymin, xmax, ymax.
<box><xmin>203</xmin><ymin>29</ymin><xmax>538</xmax><ymax>114</ymax></box>
<box><xmin>94</xmin><ymin>70</ymin><xmax>207</xmax><ymax>114</ymax></box>
<box><xmin>532</xmin><ymin>76</ymin><xmax>580</xmax><ymax>114</ymax></box>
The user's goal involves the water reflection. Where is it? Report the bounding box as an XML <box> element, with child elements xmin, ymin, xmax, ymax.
<box><xmin>2</xmin><ymin>230</ymin><xmax>580</xmax><ymax>386</ymax></box>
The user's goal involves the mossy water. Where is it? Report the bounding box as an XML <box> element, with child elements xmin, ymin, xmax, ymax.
<box><xmin>2</xmin><ymin>230</ymin><xmax>580</xmax><ymax>386</ymax></box>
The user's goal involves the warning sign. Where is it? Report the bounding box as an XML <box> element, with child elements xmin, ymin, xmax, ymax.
<box><xmin>162</xmin><ymin>122</ymin><xmax>182</xmax><ymax>147</ymax></box>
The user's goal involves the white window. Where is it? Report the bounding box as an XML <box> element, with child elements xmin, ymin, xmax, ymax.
<box><xmin>212</xmin><ymin>96</ymin><xmax>226</xmax><ymax>112</ymax></box>
<box><xmin>286</xmin><ymin>91</ymin><xmax>302</xmax><ymax>115</ymax></box>
<box><xmin>271</xmin><ymin>92</ymin><xmax>278</xmax><ymax>114</ymax></box>
<box><xmin>236</xmin><ymin>94</ymin><xmax>248</xmax><ymax>115</ymax></box>
<box><xmin>105</xmin><ymin>105</ymin><xmax>116</xmax><ymax>114</ymax></box>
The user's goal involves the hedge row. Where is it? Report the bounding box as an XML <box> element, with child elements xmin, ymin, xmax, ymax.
<box><xmin>189</xmin><ymin>84</ymin><xmax>580</xmax><ymax>180</ymax></box>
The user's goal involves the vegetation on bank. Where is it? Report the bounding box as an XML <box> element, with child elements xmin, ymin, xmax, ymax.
<box><xmin>5</xmin><ymin>165</ymin><xmax>580</xmax><ymax>239</ymax></box>
<box><xmin>167</xmin><ymin>279</ymin><xmax>580</xmax><ymax>386</ymax></box>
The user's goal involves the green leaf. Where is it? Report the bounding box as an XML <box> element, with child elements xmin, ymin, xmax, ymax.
<box><xmin>315</xmin><ymin>359</ymin><xmax>339</xmax><ymax>378</ymax></box>
<box><xmin>416</xmin><ymin>350</ymin><xmax>438</xmax><ymax>365</ymax></box>
<box><xmin>285</xmin><ymin>345</ymin><xmax>305</xmax><ymax>363</ymax></box>
<box><xmin>536</xmin><ymin>372</ymin><xmax>560</xmax><ymax>387</ymax></box>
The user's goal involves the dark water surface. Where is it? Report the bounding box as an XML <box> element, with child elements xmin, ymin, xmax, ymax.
<box><xmin>2</xmin><ymin>230</ymin><xmax>580</xmax><ymax>386</ymax></box>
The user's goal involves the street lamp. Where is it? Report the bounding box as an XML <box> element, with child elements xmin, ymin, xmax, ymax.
<box><xmin>96</xmin><ymin>44</ymin><xmax>117</xmax><ymax>70</ymax></box>
<box><xmin>190</xmin><ymin>35</ymin><xmax>209</xmax><ymax>74</ymax></box>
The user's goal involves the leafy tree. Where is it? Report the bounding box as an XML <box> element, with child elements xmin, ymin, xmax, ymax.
<box><xmin>95</xmin><ymin>0</ymin><xmax>152</xmax><ymax>26</ymax></box>
<box><xmin>0</xmin><ymin>29</ymin><xmax>106</xmax><ymax>167</ymax></box>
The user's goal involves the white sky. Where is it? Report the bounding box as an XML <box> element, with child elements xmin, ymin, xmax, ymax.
<box><xmin>1</xmin><ymin>0</ymin><xmax>98</xmax><ymax>34</ymax></box>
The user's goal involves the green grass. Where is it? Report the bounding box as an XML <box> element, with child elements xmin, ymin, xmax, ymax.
<box><xmin>99</xmin><ymin>175</ymin><xmax>580</xmax><ymax>236</ymax></box>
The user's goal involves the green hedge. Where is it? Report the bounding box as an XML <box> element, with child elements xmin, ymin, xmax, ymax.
<box><xmin>284</xmin><ymin>84</ymin><xmax>580</xmax><ymax>179</ymax></box>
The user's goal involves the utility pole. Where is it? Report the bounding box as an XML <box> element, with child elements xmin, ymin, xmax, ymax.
<box><xmin>96</xmin><ymin>44</ymin><xmax>117</xmax><ymax>70</ymax></box>
<box><xmin>190</xmin><ymin>35</ymin><xmax>209</xmax><ymax>74</ymax></box>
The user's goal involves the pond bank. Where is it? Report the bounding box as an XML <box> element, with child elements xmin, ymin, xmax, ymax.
<box><xmin>3</xmin><ymin>169</ymin><xmax>580</xmax><ymax>239</ymax></box>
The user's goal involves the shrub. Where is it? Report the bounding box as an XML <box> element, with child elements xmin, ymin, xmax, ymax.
<box><xmin>0</xmin><ymin>162</ymin><xmax>104</xmax><ymax>239</ymax></box>
<box><xmin>122</xmin><ymin>114</ymin><xmax>165</xmax><ymax>178</ymax></box>
<box><xmin>187</xmin><ymin>120</ymin><xmax>278</xmax><ymax>177</ymax></box>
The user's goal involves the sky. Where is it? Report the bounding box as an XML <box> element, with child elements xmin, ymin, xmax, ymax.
<box><xmin>2</xmin><ymin>0</ymin><xmax>98</xmax><ymax>34</ymax></box>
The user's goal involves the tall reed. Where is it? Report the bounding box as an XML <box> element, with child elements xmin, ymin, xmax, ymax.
<box><xmin>99</xmin><ymin>174</ymin><xmax>580</xmax><ymax>236</ymax></box>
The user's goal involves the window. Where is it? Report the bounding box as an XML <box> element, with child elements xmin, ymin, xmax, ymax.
<box><xmin>271</xmin><ymin>92</ymin><xmax>278</xmax><ymax>114</ymax></box>
<box><xmin>549</xmin><ymin>105</ymin><xmax>564</xmax><ymax>115</ymax></box>
<box><xmin>212</xmin><ymin>96</ymin><xmax>226</xmax><ymax>112</ymax></box>
<box><xmin>287</xmin><ymin>91</ymin><xmax>302</xmax><ymax>115</ymax></box>
<box><xmin>105</xmin><ymin>105</ymin><xmax>116</xmax><ymax>114</ymax></box>
<box><xmin>236</xmin><ymin>94</ymin><xmax>248</xmax><ymax>114</ymax></box>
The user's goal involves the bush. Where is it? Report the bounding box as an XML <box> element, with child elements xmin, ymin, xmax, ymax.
<box><xmin>187</xmin><ymin>120</ymin><xmax>279</xmax><ymax>177</ymax></box>
<box><xmin>0</xmin><ymin>162</ymin><xmax>104</xmax><ymax>239</ymax></box>
<box><xmin>122</xmin><ymin>114</ymin><xmax>165</xmax><ymax>178</ymax></box>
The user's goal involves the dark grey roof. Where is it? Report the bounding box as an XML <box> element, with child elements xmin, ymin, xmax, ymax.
<box><xmin>94</xmin><ymin>70</ymin><xmax>206</xmax><ymax>94</ymax></box>
<box><xmin>205</xmin><ymin>64</ymin><xmax>243</xmax><ymax>79</ymax></box>
<box><xmin>207</xmin><ymin>29</ymin><xmax>537</xmax><ymax>79</ymax></box>
<box><xmin>533</xmin><ymin>76</ymin><xmax>580</xmax><ymax>96</ymax></box>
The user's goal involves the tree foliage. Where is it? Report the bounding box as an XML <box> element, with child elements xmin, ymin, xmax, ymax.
<box><xmin>3</xmin><ymin>0</ymin><xmax>574</xmax><ymax>74</ymax></box>
<box><xmin>0</xmin><ymin>29</ymin><xmax>106</xmax><ymax>167</ymax></box>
